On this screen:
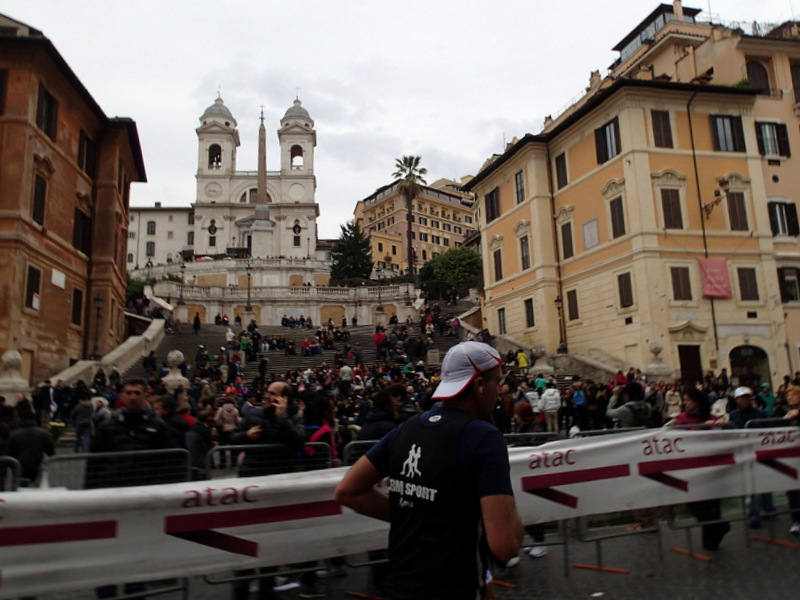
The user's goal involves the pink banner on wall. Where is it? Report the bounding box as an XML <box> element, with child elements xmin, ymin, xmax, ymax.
<box><xmin>699</xmin><ymin>258</ymin><xmax>732</xmax><ymax>298</ymax></box>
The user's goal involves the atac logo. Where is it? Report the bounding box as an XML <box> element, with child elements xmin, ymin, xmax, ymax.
<box><xmin>401</xmin><ymin>444</ymin><xmax>423</xmax><ymax>479</ymax></box>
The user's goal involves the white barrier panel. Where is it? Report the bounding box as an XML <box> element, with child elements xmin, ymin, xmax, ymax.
<box><xmin>0</xmin><ymin>428</ymin><xmax>798</xmax><ymax>597</ymax></box>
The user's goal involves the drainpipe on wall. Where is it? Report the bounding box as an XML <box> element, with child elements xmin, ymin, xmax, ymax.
<box><xmin>546</xmin><ymin>146</ymin><xmax>567</xmax><ymax>353</ymax></box>
<box><xmin>687</xmin><ymin>89</ymin><xmax>720</xmax><ymax>353</ymax></box>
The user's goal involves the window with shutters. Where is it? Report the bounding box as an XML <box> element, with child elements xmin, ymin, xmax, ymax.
<box><xmin>746</xmin><ymin>60</ymin><xmax>771</xmax><ymax>95</ymax></box>
<box><xmin>651</xmin><ymin>110</ymin><xmax>673</xmax><ymax>148</ymax></box>
<box><xmin>25</xmin><ymin>265</ymin><xmax>41</xmax><ymax>310</ymax></box>
<box><xmin>72</xmin><ymin>209</ymin><xmax>91</xmax><ymax>254</ymax></box>
<box><xmin>520</xmin><ymin>236</ymin><xmax>531</xmax><ymax>270</ymax></box>
<box><xmin>147</xmin><ymin>221</ymin><xmax>156</xmax><ymax>235</ymax></box>
<box><xmin>618</xmin><ymin>272</ymin><xmax>634</xmax><ymax>308</ymax></box>
<box><xmin>671</xmin><ymin>267</ymin><xmax>692</xmax><ymax>301</ymax></box>
<box><xmin>595</xmin><ymin>117</ymin><xmax>620</xmax><ymax>164</ymax></box>
<box><xmin>36</xmin><ymin>83</ymin><xmax>58</xmax><ymax>141</ymax></box>
<box><xmin>515</xmin><ymin>171</ymin><xmax>525</xmax><ymax>204</ymax></box>
<box><xmin>792</xmin><ymin>63</ymin><xmax>800</xmax><ymax>103</ymax></box>
<box><xmin>566</xmin><ymin>289</ymin><xmax>579</xmax><ymax>321</ymax></box>
<box><xmin>727</xmin><ymin>192</ymin><xmax>748</xmax><ymax>231</ymax></box>
<box><xmin>561</xmin><ymin>222</ymin><xmax>574</xmax><ymax>259</ymax></box>
<box><xmin>778</xmin><ymin>267</ymin><xmax>800</xmax><ymax>303</ymax></box>
<box><xmin>485</xmin><ymin>188</ymin><xmax>500</xmax><ymax>222</ymax></box>
<box><xmin>609</xmin><ymin>197</ymin><xmax>626</xmax><ymax>238</ymax></box>
<box><xmin>524</xmin><ymin>298</ymin><xmax>535</xmax><ymax>328</ymax></box>
<box><xmin>497</xmin><ymin>308</ymin><xmax>507</xmax><ymax>335</ymax></box>
<box><xmin>711</xmin><ymin>115</ymin><xmax>745</xmax><ymax>152</ymax></box>
<box><xmin>768</xmin><ymin>201</ymin><xmax>800</xmax><ymax>236</ymax></box>
<box><xmin>32</xmin><ymin>175</ymin><xmax>47</xmax><ymax>226</ymax></box>
<box><xmin>78</xmin><ymin>130</ymin><xmax>96</xmax><ymax>176</ymax></box>
<box><xmin>145</xmin><ymin>241</ymin><xmax>155</xmax><ymax>256</ymax></box>
<box><xmin>555</xmin><ymin>153</ymin><xmax>568</xmax><ymax>189</ymax></box>
<box><xmin>738</xmin><ymin>268</ymin><xmax>759</xmax><ymax>301</ymax></box>
<box><xmin>660</xmin><ymin>189</ymin><xmax>683</xmax><ymax>229</ymax></box>
<box><xmin>71</xmin><ymin>288</ymin><xmax>83</xmax><ymax>326</ymax></box>
<box><xmin>756</xmin><ymin>122</ymin><xmax>790</xmax><ymax>158</ymax></box>
<box><xmin>493</xmin><ymin>249</ymin><xmax>503</xmax><ymax>281</ymax></box>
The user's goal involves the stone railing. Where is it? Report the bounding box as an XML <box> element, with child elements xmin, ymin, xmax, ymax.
<box><xmin>154</xmin><ymin>282</ymin><xmax>413</xmax><ymax>303</ymax></box>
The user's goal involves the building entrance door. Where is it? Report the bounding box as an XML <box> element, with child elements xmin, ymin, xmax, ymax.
<box><xmin>729</xmin><ymin>346</ymin><xmax>769</xmax><ymax>388</ymax></box>
<box><xmin>678</xmin><ymin>345</ymin><xmax>702</xmax><ymax>386</ymax></box>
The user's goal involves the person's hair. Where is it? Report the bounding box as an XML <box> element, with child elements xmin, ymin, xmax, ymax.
<box><xmin>16</xmin><ymin>400</ymin><xmax>35</xmax><ymax>421</ymax></box>
<box><xmin>154</xmin><ymin>396</ymin><xmax>177</xmax><ymax>415</ymax></box>
<box><xmin>123</xmin><ymin>378</ymin><xmax>147</xmax><ymax>389</ymax></box>
<box><xmin>683</xmin><ymin>387</ymin><xmax>711</xmax><ymax>420</ymax></box>
<box><xmin>371</xmin><ymin>389</ymin><xmax>394</xmax><ymax>411</ymax></box>
<box><xmin>624</xmin><ymin>381</ymin><xmax>644</xmax><ymax>402</ymax></box>
<box><xmin>514</xmin><ymin>401</ymin><xmax>534</xmax><ymax>423</ymax></box>
<box><xmin>385</xmin><ymin>383</ymin><xmax>408</xmax><ymax>404</ymax></box>
<box><xmin>304</xmin><ymin>394</ymin><xmax>333</xmax><ymax>427</ymax></box>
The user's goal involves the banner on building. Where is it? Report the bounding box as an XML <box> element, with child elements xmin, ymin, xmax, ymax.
<box><xmin>699</xmin><ymin>258</ymin><xmax>733</xmax><ymax>298</ymax></box>
<box><xmin>0</xmin><ymin>428</ymin><xmax>798</xmax><ymax>597</ymax></box>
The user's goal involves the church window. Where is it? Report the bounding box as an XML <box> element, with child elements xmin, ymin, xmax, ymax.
<box><xmin>209</xmin><ymin>236</ymin><xmax>216</xmax><ymax>247</ymax></box>
<box><xmin>208</xmin><ymin>144</ymin><xmax>222</xmax><ymax>168</ymax></box>
<box><xmin>291</xmin><ymin>145</ymin><xmax>304</xmax><ymax>169</ymax></box>
<box><xmin>294</xmin><ymin>236</ymin><xmax>301</xmax><ymax>246</ymax></box>
<box><xmin>240</xmin><ymin>189</ymin><xmax>257</xmax><ymax>203</ymax></box>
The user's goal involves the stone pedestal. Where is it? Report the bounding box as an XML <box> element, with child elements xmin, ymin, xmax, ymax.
<box><xmin>426</xmin><ymin>348</ymin><xmax>441</xmax><ymax>365</ymax></box>
<box><xmin>0</xmin><ymin>351</ymin><xmax>31</xmax><ymax>406</ymax></box>
<box><xmin>161</xmin><ymin>350</ymin><xmax>190</xmax><ymax>392</ymax></box>
<box><xmin>531</xmin><ymin>344</ymin><xmax>554</xmax><ymax>375</ymax></box>
<box><xmin>374</xmin><ymin>310</ymin><xmax>386</xmax><ymax>327</ymax></box>
<box><xmin>643</xmin><ymin>342</ymin><xmax>674</xmax><ymax>382</ymax></box>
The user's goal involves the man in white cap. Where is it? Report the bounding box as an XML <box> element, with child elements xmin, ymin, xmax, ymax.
<box><xmin>335</xmin><ymin>341</ymin><xmax>523</xmax><ymax>600</ymax></box>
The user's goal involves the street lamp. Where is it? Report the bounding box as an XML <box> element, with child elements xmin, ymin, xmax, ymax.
<box><xmin>245</xmin><ymin>260</ymin><xmax>253</xmax><ymax>311</ymax></box>
<box><xmin>178</xmin><ymin>263</ymin><xmax>186</xmax><ymax>305</ymax></box>
<box><xmin>91</xmin><ymin>294</ymin><xmax>103</xmax><ymax>360</ymax></box>
<box><xmin>554</xmin><ymin>296</ymin><xmax>568</xmax><ymax>354</ymax></box>
<box><xmin>376</xmin><ymin>268</ymin><xmax>384</xmax><ymax>313</ymax></box>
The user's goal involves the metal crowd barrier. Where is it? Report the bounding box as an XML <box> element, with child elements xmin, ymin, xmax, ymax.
<box><xmin>0</xmin><ymin>456</ymin><xmax>21</xmax><ymax>491</ymax></box>
<box><xmin>40</xmin><ymin>449</ymin><xmax>192</xmax><ymax>490</ymax></box>
<box><xmin>205</xmin><ymin>442</ymin><xmax>333</xmax><ymax>479</ymax></box>
<box><xmin>342</xmin><ymin>440</ymin><xmax>379</xmax><ymax>466</ymax></box>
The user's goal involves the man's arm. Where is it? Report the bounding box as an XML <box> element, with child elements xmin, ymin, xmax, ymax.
<box><xmin>480</xmin><ymin>494</ymin><xmax>523</xmax><ymax>562</ymax></box>
<box><xmin>334</xmin><ymin>455</ymin><xmax>390</xmax><ymax>522</ymax></box>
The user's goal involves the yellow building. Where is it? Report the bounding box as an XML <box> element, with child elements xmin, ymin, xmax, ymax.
<box><xmin>354</xmin><ymin>178</ymin><xmax>475</xmax><ymax>278</ymax></box>
<box><xmin>465</xmin><ymin>2</ymin><xmax>800</xmax><ymax>387</ymax></box>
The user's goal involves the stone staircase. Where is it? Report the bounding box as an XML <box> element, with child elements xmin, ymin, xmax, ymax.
<box><xmin>126</xmin><ymin>299</ymin><xmax>474</xmax><ymax>383</ymax></box>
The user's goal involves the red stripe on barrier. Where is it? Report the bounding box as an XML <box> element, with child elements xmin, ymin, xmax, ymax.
<box><xmin>637</xmin><ymin>454</ymin><xmax>735</xmax><ymax>475</ymax></box>
<box><xmin>529</xmin><ymin>488</ymin><xmax>578</xmax><ymax>508</ymax></box>
<box><xmin>170</xmin><ymin>530</ymin><xmax>259</xmax><ymax>556</ymax></box>
<box><xmin>642</xmin><ymin>472</ymin><xmax>688</xmax><ymax>492</ymax></box>
<box><xmin>0</xmin><ymin>521</ymin><xmax>117</xmax><ymax>547</ymax></box>
<box><xmin>164</xmin><ymin>500</ymin><xmax>341</xmax><ymax>533</ymax></box>
<box><xmin>756</xmin><ymin>447</ymin><xmax>800</xmax><ymax>461</ymax></box>
<box><xmin>521</xmin><ymin>465</ymin><xmax>630</xmax><ymax>489</ymax></box>
<box><xmin>758</xmin><ymin>459</ymin><xmax>797</xmax><ymax>480</ymax></box>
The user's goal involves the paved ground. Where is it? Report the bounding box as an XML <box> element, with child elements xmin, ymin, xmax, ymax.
<box><xmin>43</xmin><ymin>507</ymin><xmax>799</xmax><ymax>600</ymax></box>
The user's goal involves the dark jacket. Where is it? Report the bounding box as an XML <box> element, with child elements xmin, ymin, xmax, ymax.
<box><xmin>359</xmin><ymin>407</ymin><xmax>396</xmax><ymax>441</ymax></box>
<box><xmin>230</xmin><ymin>403</ymin><xmax>306</xmax><ymax>476</ymax></box>
<box><xmin>6</xmin><ymin>420</ymin><xmax>55</xmax><ymax>483</ymax></box>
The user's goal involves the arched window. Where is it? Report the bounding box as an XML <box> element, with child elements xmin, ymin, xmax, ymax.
<box><xmin>239</xmin><ymin>189</ymin><xmax>257</xmax><ymax>203</ymax></box>
<box><xmin>127</xmin><ymin>253</ymin><xmax>133</xmax><ymax>263</ymax></box>
<box><xmin>746</xmin><ymin>60</ymin><xmax>770</xmax><ymax>95</ymax></box>
<box><xmin>146</xmin><ymin>241</ymin><xmax>155</xmax><ymax>257</ymax></box>
<box><xmin>208</xmin><ymin>144</ymin><xmax>222</xmax><ymax>168</ymax></box>
<box><xmin>291</xmin><ymin>145</ymin><xmax>304</xmax><ymax>169</ymax></box>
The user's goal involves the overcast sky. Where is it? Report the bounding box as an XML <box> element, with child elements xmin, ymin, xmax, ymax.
<box><xmin>1</xmin><ymin>0</ymin><xmax>795</xmax><ymax>238</ymax></box>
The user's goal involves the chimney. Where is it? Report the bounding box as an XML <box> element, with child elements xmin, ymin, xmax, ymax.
<box><xmin>155</xmin><ymin>202</ymin><xmax>161</xmax><ymax>208</ymax></box>
<box><xmin>674</xmin><ymin>0</ymin><xmax>684</xmax><ymax>21</ymax></box>
<box><xmin>589</xmin><ymin>70</ymin><xmax>602</xmax><ymax>89</ymax></box>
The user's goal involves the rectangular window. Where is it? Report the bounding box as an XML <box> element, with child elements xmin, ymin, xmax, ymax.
<box><xmin>36</xmin><ymin>83</ymin><xmax>58</xmax><ymax>141</ymax></box>
<box><xmin>431</xmin><ymin>235</ymin><xmax>440</xmax><ymax>244</ymax></box>
<box><xmin>443</xmin><ymin>238</ymin><xmax>450</xmax><ymax>247</ymax></box>
<box><xmin>146</xmin><ymin>221</ymin><xmax>156</xmax><ymax>235</ymax></box>
<box><xmin>167</xmin><ymin>231</ymin><xmax>174</xmax><ymax>240</ymax></box>
<box><xmin>72</xmin><ymin>209</ymin><xmax>91</xmax><ymax>254</ymax></box>
<box><xmin>609</xmin><ymin>197</ymin><xmax>625</xmax><ymax>238</ymax></box>
<box><xmin>454</xmin><ymin>226</ymin><xmax>462</xmax><ymax>234</ymax></box>
<box><xmin>128</xmin><ymin>232</ymin><xmax>135</xmax><ymax>239</ymax></box>
<box><xmin>377</xmin><ymin>242</ymin><xmax>383</xmax><ymax>252</ymax></box>
<box><xmin>769</xmin><ymin>201</ymin><xmax>800</xmax><ymax>236</ymax></box>
<box><xmin>485</xmin><ymin>188</ymin><xmax>500</xmax><ymax>222</ymax></box>
<box><xmin>651</xmin><ymin>110</ymin><xmax>673</xmax><ymax>148</ymax></box>
<box><xmin>660</xmin><ymin>189</ymin><xmax>683</xmax><ymax>229</ymax></box>
<box><xmin>208</xmin><ymin>236</ymin><xmax>216</xmax><ymax>247</ymax></box>
<box><xmin>127</xmin><ymin>253</ymin><xmax>134</xmax><ymax>264</ymax></box>
<box><xmin>78</xmin><ymin>130</ymin><xmax>96</xmax><ymax>176</ymax></box>
<box><xmin>618</xmin><ymin>272</ymin><xmax>633</xmax><ymax>308</ymax></box>
<box><xmin>670</xmin><ymin>266</ymin><xmax>692</xmax><ymax>301</ymax></box>
<box><xmin>515</xmin><ymin>170</ymin><xmax>525</xmax><ymax>204</ymax></box>
<box><xmin>778</xmin><ymin>267</ymin><xmax>800</xmax><ymax>302</ymax></box>
<box><xmin>595</xmin><ymin>117</ymin><xmax>620</xmax><ymax>164</ymax></box>
<box><xmin>0</xmin><ymin>69</ymin><xmax>7</xmax><ymax>115</ymax></box>
<box><xmin>442</xmin><ymin>223</ymin><xmax>451</xmax><ymax>231</ymax></box>
<box><xmin>520</xmin><ymin>236</ymin><xmax>531</xmax><ymax>270</ymax></box>
<box><xmin>738</xmin><ymin>268</ymin><xmax>759</xmax><ymax>301</ymax></box>
<box><xmin>756</xmin><ymin>122</ymin><xmax>790</xmax><ymax>157</ymax></box>
<box><xmin>419</xmin><ymin>232</ymin><xmax>428</xmax><ymax>242</ymax></box>
<box><xmin>421</xmin><ymin>249</ymin><xmax>427</xmax><ymax>260</ymax></box>
<box><xmin>146</xmin><ymin>241</ymin><xmax>155</xmax><ymax>256</ymax></box>
<box><xmin>188</xmin><ymin>212</ymin><xmax>195</xmax><ymax>225</ymax></box>
<box><xmin>493</xmin><ymin>249</ymin><xmax>503</xmax><ymax>281</ymax></box>
<box><xmin>524</xmin><ymin>298</ymin><xmax>535</xmax><ymax>328</ymax></box>
<box><xmin>391</xmin><ymin>245</ymin><xmax>397</xmax><ymax>255</ymax></box>
<box><xmin>25</xmin><ymin>265</ymin><xmax>41</xmax><ymax>310</ymax></box>
<box><xmin>418</xmin><ymin>217</ymin><xmax>428</xmax><ymax>226</ymax></box>
<box><xmin>710</xmin><ymin>115</ymin><xmax>745</xmax><ymax>152</ymax></box>
<box><xmin>293</xmin><ymin>236</ymin><xmax>301</xmax><ymax>246</ymax></box>
<box><xmin>187</xmin><ymin>231</ymin><xmax>194</xmax><ymax>245</ymax></box>
<box><xmin>561</xmin><ymin>222</ymin><xmax>574</xmax><ymax>259</ymax></box>
<box><xmin>555</xmin><ymin>153</ymin><xmax>568</xmax><ymax>189</ymax></box>
<box><xmin>497</xmin><ymin>308</ymin><xmax>506</xmax><ymax>335</ymax></box>
<box><xmin>71</xmin><ymin>288</ymin><xmax>83</xmax><ymax>325</ymax></box>
<box><xmin>32</xmin><ymin>175</ymin><xmax>46</xmax><ymax>225</ymax></box>
<box><xmin>566</xmin><ymin>289</ymin><xmax>579</xmax><ymax>321</ymax></box>
<box><xmin>431</xmin><ymin>220</ymin><xmax>440</xmax><ymax>229</ymax></box>
<box><xmin>583</xmin><ymin>219</ymin><xmax>599</xmax><ymax>250</ymax></box>
<box><xmin>727</xmin><ymin>192</ymin><xmax>748</xmax><ymax>231</ymax></box>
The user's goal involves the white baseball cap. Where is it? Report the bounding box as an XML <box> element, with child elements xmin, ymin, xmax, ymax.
<box><xmin>432</xmin><ymin>342</ymin><xmax>503</xmax><ymax>400</ymax></box>
<box><xmin>733</xmin><ymin>386</ymin><xmax>753</xmax><ymax>399</ymax></box>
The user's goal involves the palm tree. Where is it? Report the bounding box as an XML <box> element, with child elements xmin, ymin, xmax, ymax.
<box><xmin>392</xmin><ymin>155</ymin><xmax>427</xmax><ymax>287</ymax></box>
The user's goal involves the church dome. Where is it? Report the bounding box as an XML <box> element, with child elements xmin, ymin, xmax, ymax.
<box><xmin>201</xmin><ymin>97</ymin><xmax>236</xmax><ymax>123</ymax></box>
<box><xmin>282</xmin><ymin>99</ymin><xmax>313</xmax><ymax>125</ymax></box>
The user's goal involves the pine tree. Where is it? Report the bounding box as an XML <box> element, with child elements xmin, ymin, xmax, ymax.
<box><xmin>330</xmin><ymin>220</ymin><xmax>373</xmax><ymax>284</ymax></box>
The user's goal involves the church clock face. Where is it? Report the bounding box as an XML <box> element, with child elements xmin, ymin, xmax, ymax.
<box><xmin>292</xmin><ymin>223</ymin><xmax>302</xmax><ymax>235</ymax></box>
<box><xmin>208</xmin><ymin>219</ymin><xmax>217</xmax><ymax>235</ymax></box>
<box><xmin>205</xmin><ymin>182</ymin><xmax>222</xmax><ymax>197</ymax></box>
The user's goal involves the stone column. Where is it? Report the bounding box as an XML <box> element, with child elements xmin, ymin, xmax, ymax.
<box><xmin>0</xmin><ymin>351</ymin><xmax>31</xmax><ymax>406</ymax></box>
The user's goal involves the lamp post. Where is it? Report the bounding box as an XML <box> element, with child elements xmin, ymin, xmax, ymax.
<box><xmin>91</xmin><ymin>294</ymin><xmax>103</xmax><ymax>361</ymax></box>
<box><xmin>245</xmin><ymin>260</ymin><xmax>253</xmax><ymax>312</ymax></box>
<box><xmin>554</xmin><ymin>296</ymin><xmax>568</xmax><ymax>354</ymax></box>
<box><xmin>178</xmin><ymin>263</ymin><xmax>186</xmax><ymax>305</ymax></box>
<box><xmin>376</xmin><ymin>268</ymin><xmax>384</xmax><ymax>313</ymax></box>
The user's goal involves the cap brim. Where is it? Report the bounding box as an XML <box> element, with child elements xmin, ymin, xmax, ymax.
<box><xmin>431</xmin><ymin>375</ymin><xmax>477</xmax><ymax>400</ymax></box>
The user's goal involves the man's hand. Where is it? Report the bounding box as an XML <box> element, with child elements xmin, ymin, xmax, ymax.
<box><xmin>247</xmin><ymin>425</ymin><xmax>263</xmax><ymax>441</ymax></box>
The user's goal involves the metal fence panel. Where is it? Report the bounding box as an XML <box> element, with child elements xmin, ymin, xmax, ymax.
<box><xmin>205</xmin><ymin>443</ymin><xmax>333</xmax><ymax>479</ymax></box>
<box><xmin>40</xmin><ymin>449</ymin><xmax>192</xmax><ymax>490</ymax></box>
<box><xmin>0</xmin><ymin>456</ymin><xmax>21</xmax><ymax>491</ymax></box>
<box><xmin>342</xmin><ymin>441</ymin><xmax>378</xmax><ymax>466</ymax></box>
